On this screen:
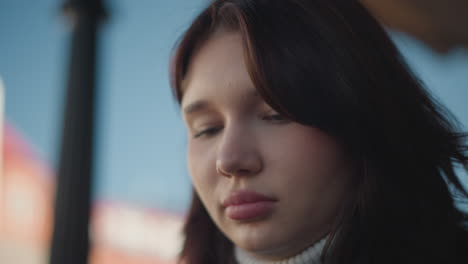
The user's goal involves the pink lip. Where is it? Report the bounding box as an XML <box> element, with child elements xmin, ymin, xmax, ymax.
<box><xmin>222</xmin><ymin>190</ymin><xmax>277</xmax><ymax>220</ymax></box>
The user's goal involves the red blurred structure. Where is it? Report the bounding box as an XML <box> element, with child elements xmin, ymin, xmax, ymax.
<box><xmin>0</xmin><ymin>123</ymin><xmax>182</xmax><ymax>264</ymax></box>
<box><xmin>0</xmin><ymin>124</ymin><xmax>53</xmax><ymax>263</ymax></box>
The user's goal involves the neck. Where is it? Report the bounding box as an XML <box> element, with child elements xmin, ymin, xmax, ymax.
<box><xmin>234</xmin><ymin>237</ymin><xmax>327</xmax><ymax>264</ymax></box>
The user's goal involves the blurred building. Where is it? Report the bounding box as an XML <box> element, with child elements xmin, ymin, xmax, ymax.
<box><xmin>0</xmin><ymin>124</ymin><xmax>53</xmax><ymax>263</ymax></box>
<box><xmin>0</xmin><ymin>123</ymin><xmax>183</xmax><ymax>264</ymax></box>
<box><xmin>90</xmin><ymin>202</ymin><xmax>183</xmax><ymax>264</ymax></box>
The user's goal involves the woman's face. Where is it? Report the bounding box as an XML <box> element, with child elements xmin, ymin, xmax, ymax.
<box><xmin>181</xmin><ymin>32</ymin><xmax>352</xmax><ymax>260</ymax></box>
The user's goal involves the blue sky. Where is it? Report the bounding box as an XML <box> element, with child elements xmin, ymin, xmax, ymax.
<box><xmin>1</xmin><ymin>0</ymin><xmax>467</xmax><ymax>213</ymax></box>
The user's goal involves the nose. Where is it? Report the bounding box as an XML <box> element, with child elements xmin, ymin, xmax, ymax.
<box><xmin>215</xmin><ymin>125</ymin><xmax>263</xmax><ymax>178</ymax></box>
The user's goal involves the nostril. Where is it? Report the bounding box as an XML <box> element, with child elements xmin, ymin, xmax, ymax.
<box><xmin>216</xmin><ymin>162</ymin><xmax>258</xmax><ymax>178</ymax></box>
<box><xmin>235</xmin><ymin>168</ymin><xmax>251</xmax><ymax>176</ymax></box>
<box><xmin>215</xmin><ymin>143</ymin><xmax>263</xmax><ymax>177</ymax></box>
<box><xmin>216</xmin><ymin>165</ymin><xmax>232</xmax><ymax>177</ymax></box>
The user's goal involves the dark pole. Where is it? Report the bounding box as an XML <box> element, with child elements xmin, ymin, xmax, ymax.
<box><xmin>50</xmin><ymin>0</ymin><xmax>106</xmax><ymax>264</ymax></box>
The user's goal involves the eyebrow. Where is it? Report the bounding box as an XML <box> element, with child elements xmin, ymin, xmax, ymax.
<box><xmin>182</xmin><ymin>89</ymin><xmax>260</xmax><ymax>115</ymax></box>
<box><xmin>183</xmin><ymin>100</ymin><xmax>209</xmax><ymax>115</ymax></box>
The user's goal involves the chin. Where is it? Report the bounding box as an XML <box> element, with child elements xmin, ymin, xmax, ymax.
<box><xmin>230</xmin><ymin>222</ymin><xmax>286</xmax><ymax>254</ymax></box>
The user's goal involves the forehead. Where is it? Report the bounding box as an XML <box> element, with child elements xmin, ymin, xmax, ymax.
<box><xmin>181</xmin><ymin>32</ymin><xmax>254</xmax><ymax>107</ymax></box>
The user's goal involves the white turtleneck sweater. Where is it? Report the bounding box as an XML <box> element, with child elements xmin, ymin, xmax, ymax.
<box><xmin>234</xmin><ymin>237</ymin><xmax>327</xmax><ymax>264</ymax></box>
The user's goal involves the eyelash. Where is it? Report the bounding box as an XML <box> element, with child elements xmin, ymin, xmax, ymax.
<box><xmin>193</xmin><ymin>113</ymin><xmax>288</xmax><ymax>138</ymax></box>
<box><xmin>261</xmin><ymin>113</ymin><xmax>288</xmax><ymax>122</ymax></box>
<box><xmin>193</xmin><ymin>127</ymin><xmax>222</xmax><ymax>138</ymax></box>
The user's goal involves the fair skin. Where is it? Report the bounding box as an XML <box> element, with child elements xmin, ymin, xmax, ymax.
<box><xmin>181</xmin><ymin>31</ymin><xmax>352</xmax><ymax>261</ymax></box>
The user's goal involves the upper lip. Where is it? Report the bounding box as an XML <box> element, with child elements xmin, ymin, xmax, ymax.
<box><xmin>222</xmin><ymin>190</ymin><xmax>277</xmax><ymax>207</ymax></box>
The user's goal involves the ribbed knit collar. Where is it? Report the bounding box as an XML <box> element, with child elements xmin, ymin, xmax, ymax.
<box><xmin>234</xmin><ymin>237</ymin><xmax>327</xmax><ymax>264</ymax></box>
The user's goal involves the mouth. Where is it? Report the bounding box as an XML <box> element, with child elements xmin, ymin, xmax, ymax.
<box><xmin>222</xmin><ymin>190</ymin><xmax>277</xmax><ymax>221</ymax></box>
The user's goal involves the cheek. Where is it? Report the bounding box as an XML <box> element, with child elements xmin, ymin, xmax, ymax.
<box><xmin>274</xmin><ymin>128</ymin><xmax>350</xmax><ymax>229</ymax></box>
<box><xmin>269</xmin><ymin>125</ymin><xmax>350</xmax><ymax>196</ymax></box>
<box><xmin>187</xmin><ymin>140</ymin><xmax>217</xmax><ymax>193</ymax></box>
<box><xmin>187</xmin><ymin>141</ymin><xmax>204</xmax><ymax>182</ymax></box>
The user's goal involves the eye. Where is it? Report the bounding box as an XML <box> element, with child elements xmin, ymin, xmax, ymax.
<box><xmin>262</xmin><ymin>112</ymin><xmax>289</xmax><ymax>123</ymax></box>
<box><xmin>193</xmin><ymin>126</ymin><xmax>223</xmax><ymax>138</ymax></box>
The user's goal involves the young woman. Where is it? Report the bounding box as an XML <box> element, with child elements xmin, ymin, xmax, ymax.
<box><xmin>170</xmin><ymin>0</ymin><xmax>468</xmax><ymax>263</ymax></box>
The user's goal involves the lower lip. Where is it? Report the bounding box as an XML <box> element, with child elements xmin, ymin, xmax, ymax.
<box><xmin>225</xmin><ymin>201</ymin><xmax>276</xmax><ymax>220</ymax></box>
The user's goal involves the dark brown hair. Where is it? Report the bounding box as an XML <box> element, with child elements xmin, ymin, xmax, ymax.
<box><xmin>170</xmin><ymin>0</ymin><xmax>468</xmax><ymax>263</ymax></box>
